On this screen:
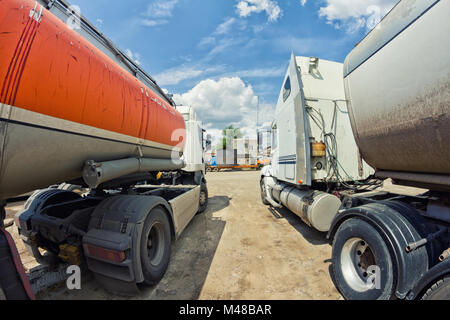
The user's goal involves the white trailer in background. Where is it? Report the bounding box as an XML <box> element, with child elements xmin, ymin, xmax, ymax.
<box><xmin>261</xmin><ymin>0</ymin><xmax>450</xmax><ymax>301</ymax></box>
<box><xmin>234</xmin><ymin>138</ymin><xmax>258</xmax><ymax>166</ymax></box>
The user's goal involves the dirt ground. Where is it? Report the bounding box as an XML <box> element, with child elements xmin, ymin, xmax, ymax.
<box><xmin>6</xmin><ymin>171</ymin><xmax>347</xmax><ymax>300</ymax></box>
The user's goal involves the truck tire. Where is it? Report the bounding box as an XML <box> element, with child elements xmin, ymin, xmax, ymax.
<box><xmin>197</xmin><ymin>182</ymin><xmax>208</xmax><ymax>214</ymax></box>
<box><xmin>140</xmin><ymin>207</ymin><xmax>171</xmax><ymax>286</ymax></box>
<box><xmin>260</xmin><ymin>181</ymin><xmax>270</xmax><ymax>206</ymax></box>
<box><xmin>421</xmin><ymin>276</ymin><xmax>450</xmax><ymax>300</ymax></box>
<box><xmin>332</xmin><ymin>218</ymin><xmax>395</xmax><ymax>300</ymax></box>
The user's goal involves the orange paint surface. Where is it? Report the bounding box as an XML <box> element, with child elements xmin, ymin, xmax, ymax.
<box><xmin>0</xmin><ymin>0</ymin><xmax>186</xmax><ymax>148</ymax></box>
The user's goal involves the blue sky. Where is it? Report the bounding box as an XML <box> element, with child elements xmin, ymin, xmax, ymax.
<box><xmin>70</xmin><ymin>0</ymin><xmax>397</xmax><ymax>142</ymax></box>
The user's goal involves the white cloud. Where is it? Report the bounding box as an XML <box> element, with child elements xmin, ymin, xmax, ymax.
<box><xmin>173</xmin><ymin>77</ymin><xmax>258</xmax><ymax>123</ymax></box>
<box><xmin>236</xmin><ymin>0</ymin><xmax>282</xmax><ymax>22</ymax></box>
<box><xmin>300</xmin><ymin>0</ymin><xmax>307</xmax><ymax>6</ymax></box>
<box><xmin>198</xmin><ymin>36</ymin><xmax>216</xmax><ymax>48</ymax></box>
<box><xmin>146</xmin><ymin>0</ymin><xmax>178</xmax><ymax>18</ymax></box>
<box><xmin>215</xmin><ymin>17</ymin><xmax>237</xmax><ymax>35</ymax></box>
<box><xmin>226</xmin><ymin>67</ymin><xmax>285</xmax><ymax>78</ymax></box>
<box><xmin>155</xmin><ymin>67</ymin><xmax>204</xmax><ymax>86</ymax></box>
<box><xmin>252</xmin><ymin>24</ymin><xmax>265</xmax><ymax>33</ymax></box>
<box><xmin>125</xmin><ymin>48</ymin><xmax>142</xmax><ymax>65</ymax></box>
<box><xmin>205</xmin><ymin>37</ymin><xmax>244</xmax><ymax>59</ymax></box>
<box><xmin>199</xmin><ymin>17</ymin><xmax>247</xmax><ymax>51</ymax></box>
<box><xmin>154</xmin><ymin>59</ymin><xmax>283</xmax><ymax>88</ymax></box>
<box><xmin>140</xmin><ymin>19</ymin><xmax>169</xmax><ymax>27</ymax></box>
<box><xmin>319</xmin><ymin>0</ymin><xmax>398</xmax><ymax>33</ymax></box>
<box><xmin>154</xmin><ymin>65</ymin><xmax>225</xmax><ymax>86</ymax></box>
<box><xmin>173</xmin><ymin>77</ymin><xmax>274</xmax><ymax>140</ymax></box>
<box><xmin>141</xmin><ymin>0</ymin><xmax>178</xmax><ymax>27</ymax></box>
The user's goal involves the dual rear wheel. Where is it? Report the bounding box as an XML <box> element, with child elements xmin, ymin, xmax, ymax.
<box><xmin>332</xmin><ymin>219</ymin><xmax>395</xmax><ymax>300</ymax></box>
<box><xmin>332</xmin><ymin>216</ymin><xmax>450</xmax><ymax>300</ymax></box>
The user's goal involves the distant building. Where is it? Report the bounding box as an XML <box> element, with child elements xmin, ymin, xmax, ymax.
<box><xmin>233</xmin><ymin>138</ymin><xmax>258</xmax><ymax>166</ymax></box>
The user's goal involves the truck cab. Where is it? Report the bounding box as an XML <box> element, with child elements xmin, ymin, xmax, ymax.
<box><xmin>261</xmin><ymin>54</ymin><xmax>374</xmax><ymax>232</ymax></box>
<box><xmin>176</xmin><ymin>105</ymin><xmax>208</xmax><ymax>174</ymax></box>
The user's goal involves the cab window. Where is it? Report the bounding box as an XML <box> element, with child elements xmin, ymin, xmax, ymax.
<box><xmin>283</xmin><ymin>76</ymin><xmax>291</xmax><ymax>102</ymax></box>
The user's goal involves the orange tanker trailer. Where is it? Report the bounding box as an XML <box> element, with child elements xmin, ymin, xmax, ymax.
<box><xmin>0</xmin><ymin>0</ymin><xmax>187</xmax><ymax>200</ymax></box>
<box><xmin>0</xmin><ymin>0</ymin><xmax>208</xmax><ymax>299</ymax></box>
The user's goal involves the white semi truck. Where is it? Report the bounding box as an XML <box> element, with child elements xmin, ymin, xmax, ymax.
<box><xmin>261</xmin><ymin>0</ymin><xmax>450</xmax><ymax>300</ymax></box>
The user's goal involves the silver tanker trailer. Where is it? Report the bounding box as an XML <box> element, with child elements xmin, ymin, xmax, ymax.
<box><xmin>261</xmin><ymin>0</ymin><xmax>450</xmax><ymax>300</ymax></box>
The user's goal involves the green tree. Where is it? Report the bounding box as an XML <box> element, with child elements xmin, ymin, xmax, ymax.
<box><xmin>218</xmin><ymin>125</ymin><xmax>243</xmax><ymax>150</ymax></box>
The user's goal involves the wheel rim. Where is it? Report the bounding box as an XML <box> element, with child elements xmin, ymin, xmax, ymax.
<box><xmin>147</xmin><ymin>222</ymin><xmax>165</xmax><ymax>266</ymax></box>
<box><xmin>340</xmin><ymin>238</ymin><xmax>378</xmax><ymax>292</ymax></box>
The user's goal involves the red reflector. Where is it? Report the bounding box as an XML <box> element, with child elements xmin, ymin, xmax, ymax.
<box><xmin>86</xmin><ymin>244</ymin><xmax>126</xmax><ymax>262</ymax></box>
